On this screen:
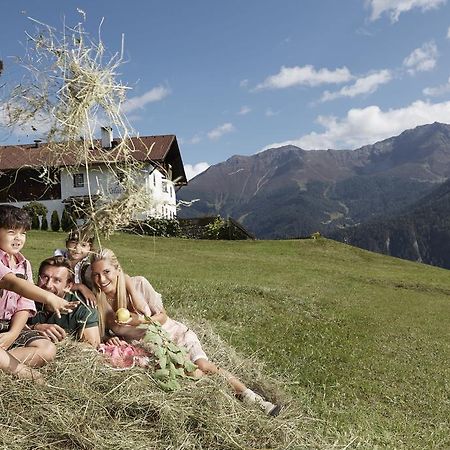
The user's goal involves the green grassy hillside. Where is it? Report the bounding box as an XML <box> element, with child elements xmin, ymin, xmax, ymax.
<box><xmin>9</xmin><ymin>231</ymin><xmax>450</xmax><ymax>448</ymax></box>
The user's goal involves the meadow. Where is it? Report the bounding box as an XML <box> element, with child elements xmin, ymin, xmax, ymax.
<box><xmin>3</xmin><ymin>231</ymin><xmax>450</xmax><ymax>449</ymax></box>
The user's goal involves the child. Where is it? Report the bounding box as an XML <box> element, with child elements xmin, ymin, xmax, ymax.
<box><xmin>54</xmin><ymin>229</ymin><xmax>96</xmax><ymax>305</ymax></box>
<box><xmin>0</xmin><ymin>205</ymin><xmax>76</xmax><ymax>381</ymax></box>
<box><xmin>55</xmin><ymin>229</ymin><xmax>145</xmax><ymax>309</ymax></box>
<box><xmin>91</xmin><ymin>248</ymin><xmax>282</xmax><ymax>416</ymax></box>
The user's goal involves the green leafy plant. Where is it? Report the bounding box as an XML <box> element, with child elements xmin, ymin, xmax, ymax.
<box><xmin>140</xmin><ymin>321</ymin><xmax>197</xmax><ymax>391</ymax></box>
<box><xmin>31</xmin><ymin>214</ymin><xmax>40</xmax><ymax>230</ymax></box>
<box><xmin>50</xmin><ymin>210</ymin><xmax>60</xmax><ymax>232</ymax></box>
<box><xmin>40</xmin><ymin>215</ymin><xmax>48</xmax><ymax>231</ymax></box>
<box><xmin>203</xmin><ymin>217</ymin><xmax>226</xmax><ymax>240</ymax></box>
<box><xmin>61</xmin><ymin>208</ymin><xmax>76</xmax><ymax>232</ymax></box>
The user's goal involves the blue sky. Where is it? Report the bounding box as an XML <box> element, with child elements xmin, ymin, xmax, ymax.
<box><xmin>1</xmin><ymin>1</ymin><xmax>450</xmax><ymax>179</ymax></box>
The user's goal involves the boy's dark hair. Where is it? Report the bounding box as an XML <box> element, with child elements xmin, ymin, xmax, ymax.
<box><xmin>38</xmin><ymin>256</ymin><xmax>75</xmax><ymax>284</ymax></box>
<box><xmin>66</xmin><ymin>228</ymin><xmax>94</xmax><ymax>245</ymax></box>
<box><xmin>0</xmin><ymin>205</ymin><xmax>32</xmax><ymax>231</ymax></box>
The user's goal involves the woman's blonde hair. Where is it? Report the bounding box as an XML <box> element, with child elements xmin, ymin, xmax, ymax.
<box><xmin>90</xmin><ymin>248</ymin><xmax>127</xmax><ymax>338</ymax></box>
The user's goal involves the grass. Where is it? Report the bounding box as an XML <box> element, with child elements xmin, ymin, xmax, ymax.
<box><xmin>8</xmin><ymin>231</ymin><xmax>450</xmax><ymax>448</ymax></box>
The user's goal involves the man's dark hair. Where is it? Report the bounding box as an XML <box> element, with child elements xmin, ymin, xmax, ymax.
<box><xmin>0</xmin><ymin>205</ymin><xmax>32</xmax><ymax>231</ymax></box>
<box><xmin>38</xmin><ymin>256</ymin><xmax>75</xmax><ymax>284</ymax></box>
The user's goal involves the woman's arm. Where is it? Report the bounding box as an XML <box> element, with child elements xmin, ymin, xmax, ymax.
<box><xmin>103</xmin><ymin>302</ymin><xmax>146</xmax><ymax>343</ymax></box>
<box><xmin>125</xmin><ymin>275</ymin><xmax>152</xmax><ymax>316</ymax></box>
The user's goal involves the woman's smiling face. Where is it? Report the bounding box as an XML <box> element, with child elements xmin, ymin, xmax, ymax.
<box><xmin>91</xmin><ymin>259</ymin><xmax>120</xmax><ymax>297</ymax></box>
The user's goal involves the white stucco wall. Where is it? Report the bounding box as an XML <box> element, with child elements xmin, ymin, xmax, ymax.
<box><xmin>6</xmin><ymin>163</ymin><xmax>178</xmax><ymax>225</ymax></box>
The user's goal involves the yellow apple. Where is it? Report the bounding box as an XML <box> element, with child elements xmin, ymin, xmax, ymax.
<box><xmin>116</xmin><ymin>307</ymin><xmax>131</xmax><ymax>323</ymax></box>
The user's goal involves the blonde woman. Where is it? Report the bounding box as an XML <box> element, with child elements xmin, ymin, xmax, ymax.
<box><xmin>90</xmin><ymin>248</ymin><xmax>281</xmax><ymax>416</ymax></box>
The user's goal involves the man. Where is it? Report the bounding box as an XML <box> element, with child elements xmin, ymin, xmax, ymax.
<box><xmin>28</xmin><ymin>256</ymin><xmax>100</xmax><ymax>348</ymax></box>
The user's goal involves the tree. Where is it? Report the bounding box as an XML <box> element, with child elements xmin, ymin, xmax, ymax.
<box><xmin>31</xmin><ymin>214</ymin><xmax>40</xmax><ymax>230</ymax></box>
<box><xmin>51</xmin><ymin>210</ymin><xmax>60</xmax><ymax>232</ymax></box>
<box><xmin>23</xmin><ymin>201</ymin><xmax>48</xmax><ymax>219</ymax></box>
<box><xmin>61</xmin><ymin>209</ymin><xmax>75</xmax><ymax>232</ymax></box>
<box><xmin>41</xmin><ymin>215</ymin><xmax>48</xmax><ymax>231</ymax></box>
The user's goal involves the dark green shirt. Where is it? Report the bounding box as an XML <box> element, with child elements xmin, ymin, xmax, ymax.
<box><xmin>29</xmin><ymin>292</ymin><xmax>99</xmax><ymax>338</ymax></box>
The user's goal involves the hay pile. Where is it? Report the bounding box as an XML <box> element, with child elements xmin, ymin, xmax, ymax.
<box><xmin>0</xmin><ymin>322</ymin><xmax>318</xmax><ymax>450</ymax></box>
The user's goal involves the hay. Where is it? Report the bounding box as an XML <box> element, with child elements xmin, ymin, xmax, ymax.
<box><xmin>5</xmin><ymin>14</ymin><xmax>166</xmax><ymax>241</ymax></box>
<box><xmin>1</xmin><ymin>325</ymin><xmax>317</xmax><ymax>450</ymax></box>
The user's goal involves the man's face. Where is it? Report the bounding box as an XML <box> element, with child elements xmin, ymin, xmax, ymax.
<box><xmin>66</xmin><ymin>240</ymin><xmax>91</xmax><ymax>263</ymax></box>
<box><xmin>0</xmin><ymin>227</ymin><xmax>26</xmax><ymax>256</ymax></box>
<box><xmin>38</xmin><ymin>265</ymin><xmax>73</xmax><ymax>298</ymax></box>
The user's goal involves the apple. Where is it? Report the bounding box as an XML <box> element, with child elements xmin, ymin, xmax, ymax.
<box><xmin>116</xmin><ymin>307</ymin><xmax>131</xmax><ymax>323</ymax></box>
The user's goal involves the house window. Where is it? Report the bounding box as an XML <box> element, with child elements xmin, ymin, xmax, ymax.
<box><xmin>170</xmin><ymin>186</ymin><xmax>173</xmax><ymax>197</ymax></box>
<box><xmin>162</xmin><ymin>180</ymin><xmax>168</xmax><ymax>193</ymax></box>
<box><xmin>73</xmin><ymin>173</ymin><xmax>85</xmax><ymax>188</ymax></box>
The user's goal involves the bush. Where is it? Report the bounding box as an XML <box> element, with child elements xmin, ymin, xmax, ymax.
<box><xmin>51</xmin><ymin>210</ymin><xmax>60</xmax><ymax>232</ymax></box>
<box><xmin>31</xmin><ymin>214</ymin><xmax>40</xmax><ymax>230</ymax></box>
<box><xmin>23</xmin><ymin>201</ymin><xmax>48</xmax><ymax>219</ymax></box>
<box><xmin>61</xmin><ymin>209</ymin><xmax>75</xmax><ymax>232</ymax></box>
<box><xmin>125</xmin><ymin>218</ymin><xmax>183</xmax><ymax>237</ymax></box>
<box><xmin>203</xmin><ymin>217</ymin><xmax>226</xmax><ymax>239</ymax></box>
<box><xmin>40</xmin><ymin>215</ymin><xmax>48</xmax><ymax>231</ymax></box>
<box><xmin>23</xmin><ymin>201</ymin><xmax>47</xmax><ymax>231</ymax></box>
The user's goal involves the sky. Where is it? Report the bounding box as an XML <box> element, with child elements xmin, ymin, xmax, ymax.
<box><xmin>1</xmin><ymin>1</ymin><xmax>450</xmax><ymax>179</ymax></box>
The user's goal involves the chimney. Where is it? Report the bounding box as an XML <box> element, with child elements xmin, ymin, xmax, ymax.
<box><xmin>33</xmin><ymin>139</ymin><xmax>42</xmax><ymax>148</ymax></box>
<box><xmin>101</xmin><ymin>126</ymin><xmax>113</xmax><ymax>149</ymax></box>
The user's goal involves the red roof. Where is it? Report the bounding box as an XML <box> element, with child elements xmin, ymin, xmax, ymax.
<box><xmin>0</xmin><ymin>134</ymin><xmax>187</xmax><ymax>184</ymax></box>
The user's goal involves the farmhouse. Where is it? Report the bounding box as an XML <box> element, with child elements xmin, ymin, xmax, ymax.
<box><xmin>0</xmin><ymin>128</ymin><xmax>187</xmax><ymax>224</ymax></box>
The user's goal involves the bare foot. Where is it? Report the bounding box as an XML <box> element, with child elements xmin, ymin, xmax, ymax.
<box><xmin>13</xmin><ymin>363</ymin><xmax>44</xmax><ymax>384</ymax></box>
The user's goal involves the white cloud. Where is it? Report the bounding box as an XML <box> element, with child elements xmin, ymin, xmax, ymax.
<box><xmin>238</xmin><ymin>106</ymin><xmax>251</xmax><ymax>115</ymax></box>
<box><xmin>367</xmin><ymin>0</ymin><xmax>446</xmax><ymax>22</ymax></box>
<box><xmin>190</xmin><ymin>135</ymin><xmax>202</xmax><ymax>144</ymax></box>
<box><xmin>122</xmin><ymin>85</ymin><xmax>171</xmax><ymax>113</ymax></box>
<box><xmin>447</xmin><ymin>26</ymin><xmax>450</xmax><ymax>38</ymax></box>
<box><xmin>255</xmin><ymin>65</ymin><xmax>352</xmax><ymax>90</ymax></box>
<box><xmin>240</xmin><ymin>79</ymin><xmax>249</xmax><ymax>88</ymax></box>
<box><xmin>265</xmin><ymin>108</ymin><xmax>279</xmax><ymax>117</ymax></box>
<box><xmin>321</xmin><ymin>69</ymin><xmax>393</xmax><ymax>102</ymax></box>
<box><xmin>423</xmin><ymin>76</ymin><xmax>450</xmax><ymax>96</ymax></box>
<box><xmin>207</xmin><ymin>122</ymin><xmax>235</xmax><ymax>140</ymax></box>
<box><xmin>262</xmin><ymin>99</ymin><xmax>450</xmax><ymax>150</ymax></box>
<box><xmin>184</xmin><ymin>162</ymin><xmax>210</xmax><ymax>180</ymax></box>
<box><xmin>403</xmin><ymin>41</ymin><xmax>438</xmax><ymax>74</ymax></box>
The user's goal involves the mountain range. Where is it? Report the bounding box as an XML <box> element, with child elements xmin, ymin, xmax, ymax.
<box><xmin>179</xmin><ymin>122</ymin><xmax>450</xmax><ymax>245</ymax></box>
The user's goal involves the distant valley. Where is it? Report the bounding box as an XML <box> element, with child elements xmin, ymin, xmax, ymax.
<box><xmin>178</xmin><ymin>122</ymin><xmax>450</xmax><ymax>268</ymax></box>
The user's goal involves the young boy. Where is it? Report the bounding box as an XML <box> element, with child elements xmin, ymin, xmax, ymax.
<box><xmin>55</xmin><ymin>228</ymin><xmax>143</xmax><ymax>308</ymax></box>
<box><xmin>54</xmin><ymin>229</ymin><xmax>95</xmax><ymax>304</ymax></box>
<box><xmin>0</xmin><ymin>205</ymin><xmax>77</xmax><ymax>381</ymax></box>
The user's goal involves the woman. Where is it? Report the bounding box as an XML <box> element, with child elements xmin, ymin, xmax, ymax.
<box><xmin>90</xmin><ymin>248</ymin><xmax>281</xmax><ymax>416</ymax></box>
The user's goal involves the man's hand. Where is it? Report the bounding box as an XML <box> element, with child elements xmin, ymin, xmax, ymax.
<box><xmin>0</xmin><ymin>331</ymin><xmax>17</xmax><ymax>350</ymax></box>
<box><xmin>34</xmin><ymin>323</ymin><xmax>66</xmax><ymax>343</ymax></box>
<box><xmin>45</xmin><ymin>293</ymin><xmax>79</xmax><ymax>318</ymax></box>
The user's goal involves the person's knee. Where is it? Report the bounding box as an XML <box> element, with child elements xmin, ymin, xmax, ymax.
<box><xmin>33</xmin><ymin>339</ymin><xmax>57</xmax><ymax>362</ymax></box>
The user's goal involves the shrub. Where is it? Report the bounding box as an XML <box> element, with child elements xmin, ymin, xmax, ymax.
<box><xmin>31</xmin><ymin>214</ymin><xmax>40</xmax><ymax>230</ymax></box>
<box><xmin>40</xmin><ymin>215</ymin><xmax>48</xmax><ymax>231</ymax></box>
<box><xmin>23</xmin><ymin>201</ymin><xmax>47</xmax><ymax>231</ymax></box>
<box><xmin>51</xmin><ymin>210</ymin><xmax>60</xmax><ymax>232</ymax></box>
<box><xmin>125</xmin><ymin>218</ymin><xmax>183</xmax><ymax>237</ymax></box>
<box><xmin>23</xmin><ymin>201</ymin><xmax>48</xmax><ymax>219</ymax></box>
<box><xmin>203</xmin><ymin>217</ymin><xmax>226</xmax><ymax>240</ymax></box>
<box><xmin>61</xmin><ymin>208</ymin><xmax>75</xmax><ymax>232</ymax></box>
